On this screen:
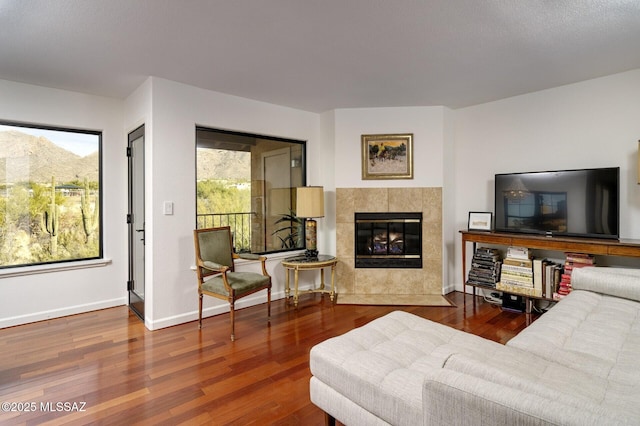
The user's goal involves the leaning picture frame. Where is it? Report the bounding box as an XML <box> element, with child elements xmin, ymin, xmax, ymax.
<box><xmin>361</xmin><ymin>133</ymin><xmax>413</xmax><ymax>180</ymax></box>
<box><xmin>468</xmin><ymin>211</ymin><xmax>493</xmax><ymax>232</ymax></box>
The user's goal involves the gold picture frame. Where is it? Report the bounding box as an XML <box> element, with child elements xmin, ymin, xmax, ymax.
<box><xmin>361</xmin><ymin>133</ymin><xmax>413</xmax><ymax>180</ymax></box>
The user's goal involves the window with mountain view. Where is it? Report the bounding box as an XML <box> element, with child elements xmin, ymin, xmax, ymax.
<box><xmin>0</xmin><ymin>121</ymin><xmax>101</xmax><ymax>268</ymax></box>
<box><xmin>196</xmin><ymin>127</ymin><xmax>305</xmax><ymax>254</ymax></box>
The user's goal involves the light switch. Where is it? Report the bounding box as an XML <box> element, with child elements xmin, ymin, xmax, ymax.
<box><xmin>163</xmin><ymin>201</ymin><xmax>174</xmax><ymax>215</ymax></box>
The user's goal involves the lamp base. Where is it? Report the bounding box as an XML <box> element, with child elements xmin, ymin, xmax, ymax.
<box><xmin>304</xmin><ymin>218</ymin><xmax>318</xmax><ymax>259</ymax></box>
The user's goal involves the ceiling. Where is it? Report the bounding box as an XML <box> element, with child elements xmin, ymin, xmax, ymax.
<box><xmin>1</xmin><ymin>0</ymin><xmax>639</xmax><ymax>113</ymax></box>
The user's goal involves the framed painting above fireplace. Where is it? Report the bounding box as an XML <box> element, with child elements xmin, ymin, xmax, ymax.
<box><xmin>361</xmin><ymin>133</ymin><xmax>413</xmax><ymax>180</ymax></box>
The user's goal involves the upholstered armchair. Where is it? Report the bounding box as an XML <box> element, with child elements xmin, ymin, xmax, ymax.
<box><xmin>193</xmin><ymin>226</ymin><xmax>271</xmax><ymax>341</ymax></box>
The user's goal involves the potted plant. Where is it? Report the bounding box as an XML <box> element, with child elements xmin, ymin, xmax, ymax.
<box><xmin>272</xmin><ymin>210</ymin><xmax>304</xmax><ymax>249</ymax></box>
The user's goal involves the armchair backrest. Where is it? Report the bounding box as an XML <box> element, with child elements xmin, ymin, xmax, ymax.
<box><xmin>194</xmin><ymin>227</ymin><xmax>235</xmax><ymax>276</ymax></box>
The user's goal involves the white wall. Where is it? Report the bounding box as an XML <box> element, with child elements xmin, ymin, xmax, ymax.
<box><xmin>333</xmin><ymin>106</ymin><xmax>452</xmax><ymax>289</ymax></box>
<box><xmin>334</xmin><ymin>107</ymin><xmax>446</xmax><ymax>188</ymax></box>
<box><xmin>442</xmin><ymin>107</ymin><xmax>456</xmax><ymax>293</ymax></box>
<box><xmin>4</xmin><ymin>67</ymin><xmax>639</xmax><ymax>327</ymax></box>
<box><xmin>0</xmin><ymin>76</ymin><xmax>327</xmax><ymax>330</ymax></box>
<box><xmin>319</xmin><ymin>110</ymin><xmax>337</xmax><ymax>255</ymax></box>
<box><xmin>144</xmin><ymin>78</ymin><xmax>323</xmax><ymax>330</ymax></box>
<box><xmin>453</xmin><ymin>69</ymin><xmax>640</xmax><ymax>290</ymax></box>
<box><xmin>0</xmin><ymin>79</ymin><xmax>127</xmax><ymax>327</ymax></box>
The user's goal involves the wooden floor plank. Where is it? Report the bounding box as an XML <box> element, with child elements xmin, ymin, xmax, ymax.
<box><xmin>0</xmin><ymin>292</ymin><xmax>537</xmax><ymax>425</ymax></box>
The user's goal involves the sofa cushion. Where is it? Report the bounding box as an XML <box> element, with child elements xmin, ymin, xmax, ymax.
<box><xmin>572</xmin><ymin>266</ymin><xmax>640</xmax><ymax>302</ymax></box>
<box><xmin>423</xmin><ymin>369</ymin><xmax>620</xmax><ymax>426</ymax></box>
<box><xmin>444</xmin><ymin>352</ymin><xmax>609</xmax><ymax>407</ymax></box>
<box><xmin>507</xmin><ymin>289</ymin><xmax>640</xmax><ymax>386</ymax></box>
<box><xmin>439</xmin><ymin>351</ymin><xmax>640</xmax><ymax>422</ymax></box>
<box><xmin>309</xmin><ymin>311</ymin><xmax>515</xmax><ymax>426</ymax></box>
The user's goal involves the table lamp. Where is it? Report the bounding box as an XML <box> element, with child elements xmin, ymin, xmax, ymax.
<box><xmin>296</xmin><ymin>186</ymin><xmax>324</xmax><ymax>259</ymax></box>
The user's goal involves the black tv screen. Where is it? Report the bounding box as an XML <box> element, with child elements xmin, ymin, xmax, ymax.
<box><xmin>494</xmin><ymin>167</ymin><xmax>619</xmax><ymax>239</ymax></box>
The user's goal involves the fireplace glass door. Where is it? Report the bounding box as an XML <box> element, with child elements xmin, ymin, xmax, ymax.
<box><xmin>355</xmin><ymin>212</ymin><xmax>422</xmax><ymax>268</ymax></box>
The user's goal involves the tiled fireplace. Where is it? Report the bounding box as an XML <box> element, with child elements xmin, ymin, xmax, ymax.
<box><xmin>336</xmin><ymin>187</ymin><xmax>442</xmax><ymax>297</ymax></box>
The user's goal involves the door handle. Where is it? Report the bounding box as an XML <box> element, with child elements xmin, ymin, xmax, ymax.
<box><xmin>135</xmin><ymin>228</ymin><xmax>145</xmax><ymax>244</ymax></box>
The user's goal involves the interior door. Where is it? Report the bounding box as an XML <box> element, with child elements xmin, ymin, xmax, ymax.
<box><xmin>127</xmin><ymin>125</ymin><xmax>145</xmax><ymax>320</ymax></box>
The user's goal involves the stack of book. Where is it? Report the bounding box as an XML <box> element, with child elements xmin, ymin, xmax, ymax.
<box><xmin>497</xmin><ymin>246</ymin><xmax>541</xmax><ymax>297</ymax></box>
<box><xmin>555</xmin><ymin>252</ymin><xmax>595</xmax><ymax>298</ymax></box>
<box><xmin>533</xmin><ymin>259</ymin><xmax>563</xmax><ymax>300</ymax></box>
<box><xmin>467</xmin><ymin>247</ymin><xmax>501</xmax><ymax>287</ymax></box>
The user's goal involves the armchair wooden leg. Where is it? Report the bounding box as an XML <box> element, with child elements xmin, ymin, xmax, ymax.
<box><xmin>229</xmin><ymin>299</ymin><xmax>235</xmax><ymax>341</ymax></box>
<box><xmin>198</xmin><ymin>293</ymin><xmax>203</xmax><ymax>329</ymax></box>
<box><xmin>267</xmin><ymin>285</ymin><xmax>271</xmax><ymax>321</ymax></box>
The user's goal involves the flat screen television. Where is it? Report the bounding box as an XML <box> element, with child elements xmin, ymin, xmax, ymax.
<box><xmin>494</xmin><ymin>167</ymin><xmax>619</xmax><ymax>240</ymax></box>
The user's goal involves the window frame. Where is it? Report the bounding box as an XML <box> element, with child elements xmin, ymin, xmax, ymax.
<box><xmin>195</xmin><ymin>126</ymin><xmax>307</xmax><ymax>255</ymax></box>
<box><xmin>0</xmin><ymin>119</ymin><xmax>103</xmax><ymax>270</ymax></box>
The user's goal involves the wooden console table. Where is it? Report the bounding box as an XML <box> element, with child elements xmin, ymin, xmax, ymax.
<box><xmin>461</xmin><ymin>230</ymin><xmax>640</xmax><ymax>308</ymax></box>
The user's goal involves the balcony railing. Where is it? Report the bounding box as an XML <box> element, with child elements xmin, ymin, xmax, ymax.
<box><xmin>196</xmin><ymin>212</ymin><xmax>254</xmax><ymax>253</ymax></box>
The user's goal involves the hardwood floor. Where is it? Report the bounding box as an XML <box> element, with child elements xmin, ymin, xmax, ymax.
<box><xmin>0</xmin><ymin>292</ymin><xmax>538</xmax><ymax>425</ymax></box>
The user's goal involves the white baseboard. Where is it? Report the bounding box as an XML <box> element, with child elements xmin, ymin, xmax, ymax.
<box><xmin>148</xmin><ymin>289</ymin><xmax>290</xmax><ymax>330</ymax></box>
<box><xmin>0</xmin><ymin>297</ymin><xmax>127</xmax><ymax>329</ymax></box>
<box><xmin>1</xmin><ymin>287</ymin><xmax>304</xmax><ymax>330</ymax></box>
<box><xmin>443</xmin><ymin>282</ymin><xmax>457</xmax><ymax>294</ymax></box>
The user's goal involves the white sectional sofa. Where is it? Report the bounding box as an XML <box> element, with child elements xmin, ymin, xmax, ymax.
<box><xmin>309</xmin><ymin>267</ymin><xmax>640</xmax><ymax>425</ymax></box>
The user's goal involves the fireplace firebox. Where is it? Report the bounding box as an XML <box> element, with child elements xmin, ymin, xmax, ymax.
<box><xmin>355</xmin><ymin>212</ymin><xmax>422</xmax><ymax>268</ymax></box>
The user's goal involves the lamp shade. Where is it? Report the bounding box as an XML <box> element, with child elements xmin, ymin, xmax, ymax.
<box><xmin>296</xmin><ymin>186</ymin><xmax>324</xmax><ymax>218</ymax></box>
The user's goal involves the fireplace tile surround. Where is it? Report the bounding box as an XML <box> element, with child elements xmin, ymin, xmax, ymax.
<box><xmin>336</xmin><ymin>187</ymin><xmax>443</xmax><ymax>298</ymax></box>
